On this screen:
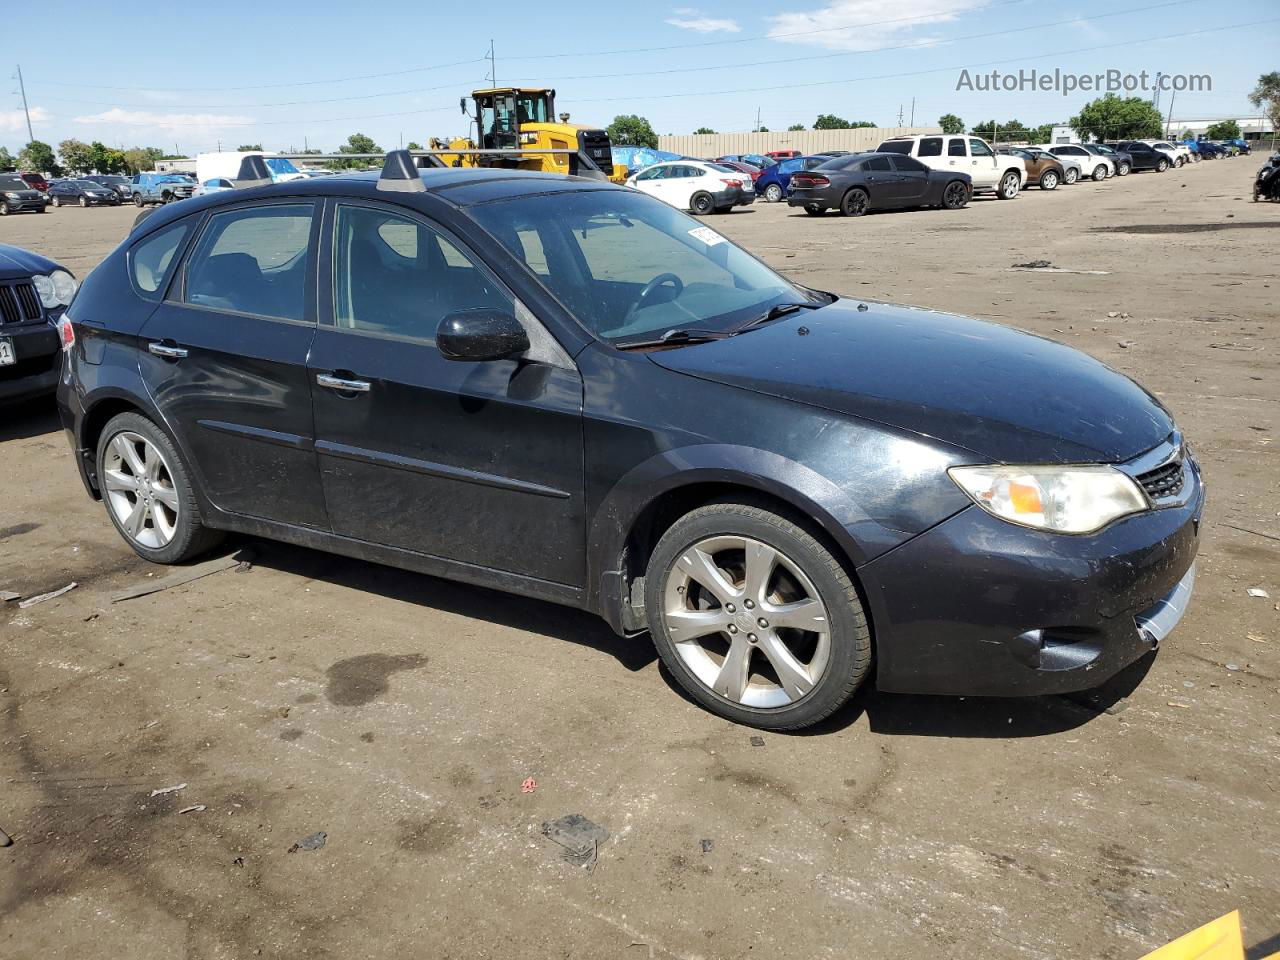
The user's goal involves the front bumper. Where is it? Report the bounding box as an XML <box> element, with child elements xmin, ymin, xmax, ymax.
<box><xmin>859</xmin><ymin>458</ymin><xmax>1204</xmax><ymax>697</ymax></box>
<box><xmin>0</xmin><ymin>322</ymin><xmax>60</xmax><ymax>402</ymax></box>
<box><xmin>3</xmin><ymin>198</ymin><xmax>46</xmax><ymax>213</ymax></box>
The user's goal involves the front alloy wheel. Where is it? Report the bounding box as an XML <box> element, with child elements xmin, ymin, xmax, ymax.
<box><xmin>1064</xmin><ymin>167</ymin><xmax>1079</xmax><ymax>184</ymax></box>
<box><xmin>1117</xmin><ymin>162</ymin><xmax>1131</xmax><ymax>176</ymax></box>
<box><xmin>997</xmin><ymin>171</ymin><xmax>1020</xmax><ymax>199</ymax></box>
<box><xmin>942</xmin><ymin>180</ymin><xmax>969</xmax><ymax>208</ymax></box>
<box><xmin>645</xmin><ymin>502</ymin><xmax>871</xmax><ymax>729</ymax></box>
<box><xmin>1092</xmin><ymin>164</ymin><xmax>1107</xmax><ymax>182</ymax></box>
<box><xmin>1039</xmin><ymin>170</ymin><xmax>1059</xmax><ymax>190</ymax></box>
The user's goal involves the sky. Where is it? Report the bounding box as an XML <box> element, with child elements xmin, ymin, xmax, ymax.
<box><xmin>3</xmin><ymin>0</ymin><xmax>1277</xmax><ymax>156</ymax></box>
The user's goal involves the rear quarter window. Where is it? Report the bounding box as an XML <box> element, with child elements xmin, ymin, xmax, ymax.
<box><xmin>130</xmin><ymin>220</ymin><xmax>195</xmax><ymax>298</ymax></box>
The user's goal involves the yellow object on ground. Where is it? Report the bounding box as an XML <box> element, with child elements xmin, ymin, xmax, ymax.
<box><xmin>1138</xmin><ymin>911</ymin><xmax>1279</xmax><ymax>960</ymax></box>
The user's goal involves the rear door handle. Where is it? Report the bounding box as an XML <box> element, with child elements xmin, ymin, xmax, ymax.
<box><xmin>316</xmin><ymin>373</ymin><xmax>371</xmax><ymax>393</ymax></box>
<box><xmin>148</xmin><ymin>341</ymin><xmax>188</xmax><ymax>359</ymax></box>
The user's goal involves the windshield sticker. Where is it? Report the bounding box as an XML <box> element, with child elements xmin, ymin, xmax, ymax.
<box><xmin>687</xmin><ymin>226</ymin><xmax>726</xmax><ymax>247</ymax></box>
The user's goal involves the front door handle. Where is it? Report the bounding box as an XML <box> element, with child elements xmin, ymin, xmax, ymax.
<box><xmin>148</xmin><ymin>341</ymin><xmax>188</xmax><ymax>359</ymax></box>
<box><xmin>316</xmin><ymin>373</ymin><xmax>370</xmax><ymax>393</ymax></box>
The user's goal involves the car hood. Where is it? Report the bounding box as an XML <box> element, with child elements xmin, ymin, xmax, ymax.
<box><xmin>648</xmin><ymin>299</ymin><xmax>1173</xmax><ymax>463</ymax></box>
<box><xmin>0</xmin><ymin>243</ymin><xmax>60</xmax><ymax>280</ymax></box>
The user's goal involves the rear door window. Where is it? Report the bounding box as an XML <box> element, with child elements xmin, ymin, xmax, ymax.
<box><xmin>865</xmin><ymin>156</ymin><xmax>892</xmax><ymax>171</ymax></box>
<box><xmin>947</xmin><ymin>138</ymin><xmax>967</xmax><ymax>156</ymax></box>
<box><xmin>918</xmin><ymin>137</ymin><xmax>943</xmax><ymax>157</ymax></box>
<box><xmin>184</xmin><ymin>203</ymin><xmax>315</xmax><ymax>321</ymax></box>
<box><xmin>890</xmin><ymin>156</ymin><xmax>928</xmax><ymax>173</ymax></box>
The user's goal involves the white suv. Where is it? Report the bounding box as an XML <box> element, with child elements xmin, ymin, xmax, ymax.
<box><xmin>1039</xmin><ymin>144</ymin><xmax>1115</xmax><ymax>181</ymax></box>
<box><xmin>876</xmin><ymin>134</ymin><xmax>1025</xmax><ymax>199</ymax></box>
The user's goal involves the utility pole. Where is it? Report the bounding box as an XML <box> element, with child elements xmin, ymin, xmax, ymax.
<box><xmin>1164</xmin><ymin>88</ymin><xmax>1176</xmax><ymax>139</ymax></box>
<box><xmin>14</xmin><ymin>64</ymin><xmax>34</xmax><ymax>143</ymax></box>
<box><xmin>897</xmin><ymin>104</ymin><xmax>904</xmax><ymax>127</ymax></box>
<box><xmin>755</xmin><ymin>106</ymin><xmax>761</xmax><ymax>133</ymax></box>
<box><xmin>909</xmin><ymin>97</ymin><xmax>915</xmax><ymax>127</ymax></box>
<box><xmin>486</xmin><ymin>40</ymin><xmax>496</xmax><ymax>87</ymax></box>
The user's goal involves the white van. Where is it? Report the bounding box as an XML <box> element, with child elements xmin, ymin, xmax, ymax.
<box><xmin>194</xmin><ymin>152</ymin><xmax>306</xmax><ymax>187</ymax></box>
<box><xmin>876</xmin><ymin>134</ymin><xmax>1025</xmax><ymax>199</ymax></box>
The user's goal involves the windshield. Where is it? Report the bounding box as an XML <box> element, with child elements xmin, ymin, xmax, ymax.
<box><xmin>468</xmin><ymin>189</ymin><xmax>814</xmax><ymax>344</ymax></box>
<box><xmin>160</xmin><ymin>175</ymin><xmax>192</xmax><ymax>183</ymax></box>
<box><xmin>0</xmin><ymin>175</ymin><xmax>28</xmax><ymax>190</ymax></box>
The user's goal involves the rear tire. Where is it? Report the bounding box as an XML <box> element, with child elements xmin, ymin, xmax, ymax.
<box><xmin>1038</xmin><ymin>170</ymin><xmax>1059</xmax><ymax>190</ymax></box>
<box><xmin>1064</xmin><ymin>167</ymin><xmax>1079</xmax><ymax>184</ymax></box>
<box><xmin>839</xmin><ymin>187</ymin><xmax>869</xmax><ymax>216</ymax></box>
<box><xmin>133</xmin><ymin>193</ymin><xmax>144</xmax><ymax>207</ymax></box>
<box><xmin>764</xmin><ymin>183</ymin><xmax>783</xmax><ymax>203</ymax></box>
<box><xmin>52</xmin><ymin>196</ymin><xmax>61</xmax><ymax>207</ymax></box>
<box><xmin>644</xmin><ymin>501</ymin><xmax>871</xmax><ymax>730</ymax></box>
<box><xmin>689</xmin><ymin>192</ymin><xmax>714</xmax><ymax>216</ymax></box>
<box><xmin>996</xmin><ymin>170</ymin><xmax>1020</xmax><ymax>199</ymax></box>
<box><xmin>79</xmin><ymin>196</ymin><xmax>88</xmax><ymax>207</ymax></box>
<box><xmin>1156</xmin><ymin>158</ymin><xmax>1170</xmax><ymax>173</ymax></box>
<box><xmin>1117</xmin><ymin>162</ymin><xmax>1131</xmax><ymax>176</ymax></box>
<box><xmin>1091</xmin><ymin>164</ymin><xmax>1107</xmax><ymax>182</ymax></box>
<box><xmin>96</xmin><ymin>412</ymin><xmax>224</xmax><ymax>565</ymax></box>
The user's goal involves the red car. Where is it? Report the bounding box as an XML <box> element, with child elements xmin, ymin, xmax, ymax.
<box><xmin>718</xmin><ymin>160</ymin><xmax>763</xmax><ymax>182</ymax></box>
<box><xmin>20</xmin><ymin>172</ymin><xmax>49</xmax><ymax>193</ymax></box>
<box><xmin>765</xmin><ymin>150</ymin><xmax>801</xmax><ymax>160</ymax></box>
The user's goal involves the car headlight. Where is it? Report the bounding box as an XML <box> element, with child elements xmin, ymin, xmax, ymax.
<box><xmin>947</xmin><ymin>464</ymin><xmax>1149</xmax><ymax>534</ymax></box>
<box><xmin>4</xmin><ymin>191</ymin><xmax>19</xmax><ymax>200</ymax></box>
<box><xmin>35</xmin><ymin>270</ymin><xmax>78</xmax><ymax>308</ymax></box>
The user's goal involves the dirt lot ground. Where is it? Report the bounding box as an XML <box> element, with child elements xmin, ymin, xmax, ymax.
<box><xmin>2</xmin><ymin>159</ymin><xmax>1278</xmax><ymax>959</ymax></box>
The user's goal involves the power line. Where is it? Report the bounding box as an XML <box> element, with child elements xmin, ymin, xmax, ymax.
<box><xmin>43</xmin><ymin>77</ymin><xmax>484</xmax><ymax>111</ymax></box>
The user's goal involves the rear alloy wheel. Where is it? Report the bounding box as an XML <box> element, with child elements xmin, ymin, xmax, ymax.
<box><xmin>52</xmin><ymin>196</ymin><xmax>61</xmax><ymax>207</ymax></box>
<box><xmin>689</xmin><ymin>191</ymin><xmax>714</xmax><ymax>216</ymax></box>
<box><xmin>1091</xmin><ymin>164</ymin><xmax>1107</xmax><ymax>182</ymax></box>
<box><xmin>645</xmin><ymin>502</ymin><xmax>871</xmax><ymax>730</ymax></box>
<box><xmin>764</xmin><ymin>183</ymin><xmax>784</xmax><ymax>203</ymax></box>
<box><xmin>1064</xmin><ymin>167</ymin><xmax>1079</xmax><ymax>184</ymax></box>
<box><xmin>840</xmin><ymin>187</ymin><xmax>869</xmax><ymax>217</ymax></box>
<box><xmin>1156</xmin><ymin>158</ymin><xmax>1170</xmax><ymax>173</ymax></box>
<box><xmin>996</xmin><ymin>171</ymin><xmax>1020</xmax><ymax>199</ymax></box>
<box><xmin>1117</xmin><ymin>162</ymin><xmax>1131</xmax><ymax>176</ymax></box>
<box><xmin>1039</xmin><ymin>170</ymin><xmax>1059</xmax><ymax>190</ymax></box>
<box><xmin>97</xmin><ymin>413</ymin><xmax>223</xmax><ymax>564</ymax></box>
<box><xmin>941</xmin><ymin>180</ymin><xmax>969</xmax><ymax>209</ymax></box>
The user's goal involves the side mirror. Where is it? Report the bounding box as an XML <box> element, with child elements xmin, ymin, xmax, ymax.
<box><xmin>436</xmin><ymin>309</ymin><xmax>529</xmax><ymax>362</ymax></box>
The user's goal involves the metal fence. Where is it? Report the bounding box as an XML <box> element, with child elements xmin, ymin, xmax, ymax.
<box><xmin>657</xmin><ymin>128</ymin><xmax>942</xmax><ymax>158</ymax></box>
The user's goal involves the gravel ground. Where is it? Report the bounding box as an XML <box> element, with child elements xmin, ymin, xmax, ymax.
<box><xmin>1</xmin><ymin>157</ymin><xmax>1278</xmax><ymax>960</ymax></box>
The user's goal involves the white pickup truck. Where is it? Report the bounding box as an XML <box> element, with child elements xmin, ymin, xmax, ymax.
<box><xmin>876</xmin><ymin>134</ymin><xmax>1026</xmax><ymax>199</ymax></box>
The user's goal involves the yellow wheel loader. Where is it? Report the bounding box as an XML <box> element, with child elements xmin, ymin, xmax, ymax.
<box><xmin>433</xmin><ymin>88</ymin><xmax>629</xmax><ymax>183</ymax></box>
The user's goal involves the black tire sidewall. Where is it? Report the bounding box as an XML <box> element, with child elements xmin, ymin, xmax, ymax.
<box><xmin>644</xmin><ymin>503</ymin><xmax>871</xmax><ymax>730</ymax></box>
<box><xmin>690</xmin><ymin>192</ymin><xmax>713</xmax><ymax>215</ymax></box>
<box><xmin>96</xmin><ymin>412</ymin><xmax>220</xmax><ymax>565</ymax></box>
<box><xmin>841</xmin><ymin>188</ymin><xmax>867</xmax><ymax>216</ymax></box>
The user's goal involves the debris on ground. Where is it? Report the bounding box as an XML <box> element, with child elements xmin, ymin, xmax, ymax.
<box><xmin>1011</xmin><ymin>260</ymin><xmax>1052</xmax><ymax>269</ymax></box>
<box><xmin>749</xmin><ymin>736</ymin><xmax>765</xmax><ymax>747</ymax></box>
<box><xmin>18</xmin><ymin>582</ymin><xmax>77</xmax><ymax>608</ymax></box>
<box><xmin>1118</xmin><ymin>339</ymin><xmax>1137</xmax><ymax>349</ymax></box>
<box><xmin>150</xmin><ymin>783</ymin><xmax>187</xmax><ymax>797</ymax></box>
<box><xmin>1246</xmin><ymin>587</ymin><xmax>1270</xmax><ymax>598</ymax></box>
<box><xmin>232</xmin><ymin>856</ymin><xmax>245</xmax><ymax>867</ymax></box>
<box><xmin>1</xmin><ymin>590</ymin><xmax>20</xmax><ymax>602</ymax></box>
<box><xmin>540</xmin><ymin>814</ymin><xmax>608</xmax><ymax>870</ymax></box>
<box><xmin>110</xmin><ymin>551</ymin><xmax>251</xmax><ymax>603</ymax></box>
<box><xmin>1225</xmin><ymin>663</ymin><xmax>1242</xmax><ymax>672</ymax></box>
<box><xmin>288</xmin><ymin>831</ymin><xmax>327</xmax><ymax>853</ymax></box>
<box><xmin>178</xmin><ymin>804</ymin><xmax>206</xmax><ymax>814</ymax></box>
<box><xmin>1247</xmin><ymin>634</ymin><xmax>1268</xmax><ymax>643</ymax></box>
<box><xmin>1167</xmin><ymin>701</ymin><xmax>1192</xmax><ymax>709</ymax></box>
<box><xmin>0</xmin><ymin>827</ymin><xmax>12</xmax><ymax>847</ymax></box>
<box><xmin>700</xmin><ymin>839</ymin><xmax>714</xmax><ymax>853</ymax></box>
<box><xmin>521</xmin><ymin>777</ymin><xmax>537</xmax><ymax>794</ymax></box>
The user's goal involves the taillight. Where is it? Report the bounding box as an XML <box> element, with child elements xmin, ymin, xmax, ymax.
<box><xmin>58</xmin><ymin>315</ymin><xmax>75</xmax><ymax>351</ymax></box>
<box><xmin>720</xmin><ymin>178</ymin><xmax>743</xmax><ymax>187</ymax></box>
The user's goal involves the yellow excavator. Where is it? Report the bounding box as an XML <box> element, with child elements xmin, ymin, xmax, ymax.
<box><xmin>432</xmin><ymin>87</ymin><xmax>629</xmax><ymax>183</ymax></box>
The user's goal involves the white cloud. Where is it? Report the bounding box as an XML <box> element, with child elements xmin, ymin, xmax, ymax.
<box><xmin>666</xmin><ymin>7</ymin><xmax>740</xmax><ymax>33</ymax></box>
<box><xmin>766</xmin><ymin>0</ymin><xmax>984</xmax><ymax>52</ymax></box>
<box><xmin>72</xmin><ymin>107</ymin><xmax>255</xmax><ymax>138</ymax></box>
<box><xmin>1</xmin><ymin>106</ymin><xmax>51</xmax><ymax>136</ymax></box>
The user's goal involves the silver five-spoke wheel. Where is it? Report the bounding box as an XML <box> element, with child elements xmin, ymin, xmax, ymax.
<box><xmin>664</xmin><ymin>534</ymin><xmax>831</xmax><ymax>707</ymax></box>
<box><xmin>102</xmin><ymin>431</ymin><xmax>181</xmax><ymax>548</ymax></box>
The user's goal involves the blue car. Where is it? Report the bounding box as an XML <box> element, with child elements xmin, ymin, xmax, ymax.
<box><xmin>717</xmin><ymin>153</ymin><xmax>776</xmax><ymax>170</ymax></box>
<box><xmin>1196</xmin><ymin>141</ymin><xmax>1225</xmax><ymax>159</ymax></box>
<box><xmin>755</xmin><ymin>155</ymin><xmax>842</xmax><ymax>202</ymax></box>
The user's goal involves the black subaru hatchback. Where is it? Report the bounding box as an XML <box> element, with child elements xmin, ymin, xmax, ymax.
<box><xmin>56</xmin><ymin>152</ymin><xmax>1202</xmax><ymax>729</ymax></box>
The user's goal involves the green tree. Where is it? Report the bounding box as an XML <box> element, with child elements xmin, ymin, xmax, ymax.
<box><xmin>813</xmin><ymin>114</ymin><xmax>849</xmax><ymax>129</ymax></box>
<box><xmin>330</xmin><ymin>133</ymin><xmax>383</xmax><ymax>170</ymax></box>
<box><xmin>237</xmin><ymin>143</ymin><xmax>264</xmax><ymax>151</ymax></box>
<box><xmin>1205</xmin><ymin>119</ymin><xmax>1241</xmax><ymax>141</ymax></box>
<box><xmin>0</xmin><ymin>146</ymin><xmax>13</xmax><ymax>171</ymax></box>
<box><xmin>122</xmin><ymin>146</ymin><xmax>164</xmax><ymax>174</ymax></box>
<box><xmin>1249</xmin><ymin>71</ymin><xmax>1280</xmax><ymax>146</ymax></box>
<box><xmin>938</xmin><ymin>113</ymin><xmax>964</xmax><ymax>134</ymax></box>
<box><xmin>86</xmin><ymin>141</ymin><xmax>127</xmax><ymax>175</ymax></box>
<box><xmin>787</xmin><ymin>123</ymin><xmax>805</xmax><ymax>131</ymax></box>
<box><xmin>406</xmin><ymin>141</ymin><xmax>423</xmax><ymax>150</ymax></box>
<box><xmin>607</xmin><ymin>114</ymin><xmax>658</xmax><ymax>148</ymax></box>
<box><xmin>59</xmin><ymin>138</ymin><xmax>95</xmax><ymax>174</ymax></box>
<box><xmin>1070</xmin><ymin>94</ymin><xmax>1162</xmax><ymax>142</ymax></box>
<box><xmin>19</xmin><ymin>140</ymin><xmax>61</xmax><ymax>176</ymax></box>
<box><xmin>1030</xmin><ymin>123</ymin><xmax>1054</xmax><ymax>144</ymax></box>
<box><xmin>758</xmin><ymin>125</ymin><xmax>770</xmax><ymax>132</ymax></box>
<box><xmin>693</xmin><ymin>127</ymin><xmax>717</xmax><ymax>135</ymax></box>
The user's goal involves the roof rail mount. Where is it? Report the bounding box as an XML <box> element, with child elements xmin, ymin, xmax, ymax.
<box><xmin>378</xmin><ymin>149</ymin><xmax>427</xmax><ymax>193</ymax></box>
<box><xmin>233</xmin><ymin>155</ymin><xmax>272</xmax><ymax>189</ymax></box>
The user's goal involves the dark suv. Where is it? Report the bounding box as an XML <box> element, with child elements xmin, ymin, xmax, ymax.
<box><xmin>1</xmin><ymin>243</ymin><xmax>77</xmax><ymax>401</ymax></box>
<box><xmin>0</xmin><ymin>173</ymin><xmax>48</xmax><ymax>214</ymax></box>
<box><xmin>1107</xmin><ymin>141</ymin><xmax>1174</xmax><ymax>173</ymax></box>
<box><xmin>56</xmin><ymin>152</ymin><xmax>1203</xmax><ymax>729</ymax></box>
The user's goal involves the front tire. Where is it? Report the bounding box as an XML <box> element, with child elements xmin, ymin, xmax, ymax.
<box><xmin>1156</xmin><ymin>158</ymin><xmax>1170</xmax><ymax>173</ymax></box>
<box><xmin>96</xmin><ymin>412</ymin><xmax>223</xmax><ymax>565</ymax></box>
<box><xmin>1064</xmin><ymin>167</ymin><xmax>1079</xmax><ymax>184</ymax></box>
<box><xmin>133</xmin><ymin>193</ymin><xmax>144</xmax><ymax>207</ymax></box>
<box><xmin>839</xmin><ymin>187</ymin><xmax>869</xmax><ymax>216</ymax></box>
<box><xmin>1038</xmin><ymin>170</ymin><xmax>1059</xmax><ymax>190</ymax></box>
<box><xmin>996</xmin><ymin>170</ymin><xmax>1020</xmax><ymax>199</ymax></box>
<box><xmin>1091</xmin><ymin>164</ymin><xmax>1107</xmax><ymax>182</ymax></box>
<box><xmin>644</xmin><ymin>502</ymin><xmax>871</xmax><ymax>730</ymax></box>
<box><xmin>79</xmin><ymin>196</ymin><xmax>88</xmax><ymax>207</ymax></box>
<box><xmin>52</xmin><ymin>196</ymin><xmax>61</xmax><ymax>207</ymax></box>
<box><xmin>1117</xmin><ymin>162</ymin><xmax>1131</xmax><ymax>176</ymax></box>
<box><xmin>689</xmin><ymin>192</ymin><xmax>714</xmax><ymax>216</ymax></box>
<box><xmin>764</xmin><ymin>183</ymin><xmax>783</xmax><ymax>203</ymax></box>
<box><xmin>941</xmin><ymin>180</ymin><xmax>969</xmax><ymax>209</ymax></box>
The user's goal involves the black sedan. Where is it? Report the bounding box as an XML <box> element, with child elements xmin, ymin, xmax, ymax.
<box><xmin>57</xmin><ymin>152</ymin><xmax>1201</xmax><ymax>730</ymax></box>
<box><xmin>49</xmin><ymin>178</ymin><xmax>119</xmax><ymax>207</ymax></box>
<box><xmin>787</xmin><ymin>152</ymin><xmax>971</xmax><ymax>216</ymax></box>
<box><xmin>0</xmin><ymin>173</ymin><xmax>48</xmax><ymax>215</ymax></box>
<box><xmin>1</xmin><ymin>243</ymin><xmax>77</xmax><ymax>402</ymax></box>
